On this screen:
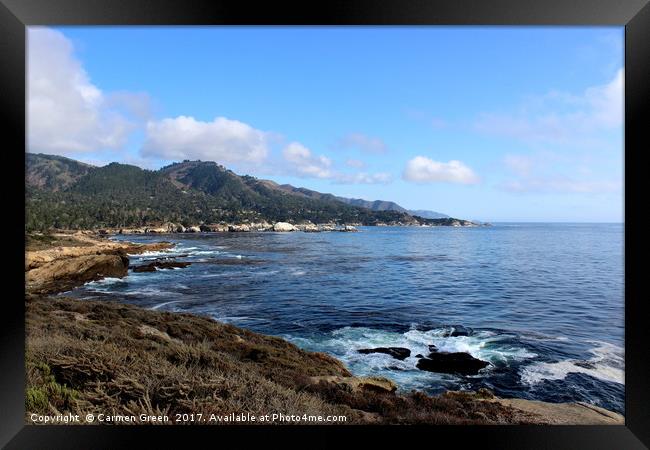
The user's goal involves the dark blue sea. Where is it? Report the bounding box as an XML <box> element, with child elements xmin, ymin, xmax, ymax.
<box><xmin>62</xmin><ymin>223</ymin><xmax>625</xmax><ymax>414</ymax></box>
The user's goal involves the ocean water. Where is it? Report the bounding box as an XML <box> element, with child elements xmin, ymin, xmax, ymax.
<box><xmin>62</xmin><ymin>223</ymin><xmax>625</xmax><ymax>413</ymax></box>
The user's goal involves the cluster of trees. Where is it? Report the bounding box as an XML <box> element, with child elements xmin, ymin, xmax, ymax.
<box><xmin>26</xmin><ymin>160</ymin><xmax>419</xmax><ymax>231</ymax></box>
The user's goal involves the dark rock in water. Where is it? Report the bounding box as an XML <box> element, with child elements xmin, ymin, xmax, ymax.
<box><xmin>416</xmin><ymin>352</ymin><xmax>489</xmax><ymax>375</ymax></box>
<box><xmin>449</xmin><ymin>326</ymin><xmax>471</xmax><ymax>337</ymax></box>
<box><xmin>415</xmin><ymin>354</ymin><xmax>424</xmax><ymax>358</ymax></box>
<box><xmin>132</xmin><ymin>261</ymin><xmax>191</xmax><ymax>272</ymax></box>
<box><xmin>358</xmin><ymin>347</ymin><xmax>411</xmax><ymax>360</ymax></box>
<box><xmin>574</xmin><ymin>361</ymin><xmax>597</xmax><ymax>370</ymax></box>
<box><xmin>428</xmin><ymin>344</ymin><xmax>438</xmax><ymax>353</ymax></box>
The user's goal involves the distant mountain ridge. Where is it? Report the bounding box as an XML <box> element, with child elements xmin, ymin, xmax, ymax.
<box><xmin>407</xmin><ymin>209</ymin><xmax>450</xmax><ymax>219</ymax></box>
<box><xmin>25</xmin><ymin>154</ymin><xmax>469</xmax><ymax>231</ymax></box>
<box><xmin>268</xmin><ymin>183</ymin><xmax>449</xmax><ymax>219</ymax></box>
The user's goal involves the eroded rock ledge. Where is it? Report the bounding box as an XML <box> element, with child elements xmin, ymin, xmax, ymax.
<box><xmin>25</xmin><ymin>231</ymin><xmax>175</xmax><ymax>295</ymax></box>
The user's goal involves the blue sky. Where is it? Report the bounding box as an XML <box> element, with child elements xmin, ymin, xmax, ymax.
<box><xmin>27</xmin><ymin>26</ymin><xmax>624</xmax><ymax>222</ymax></box>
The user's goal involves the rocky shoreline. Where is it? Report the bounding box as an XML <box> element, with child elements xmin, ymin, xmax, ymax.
<box><xmin>24</xmin><ymin>232</ymin><xmax>622</xmax><ymax>425</ymax></box>
<box><xmin>94</xmin><ymin>218</ymin><xmax>486</xmax><ymax>235</ymax></box>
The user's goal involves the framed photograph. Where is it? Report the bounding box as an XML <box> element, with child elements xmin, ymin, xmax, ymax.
<box><xmin>2</xmin><ymin>0</ymin><xmax>648</xmax><ymax>448</ymax></box>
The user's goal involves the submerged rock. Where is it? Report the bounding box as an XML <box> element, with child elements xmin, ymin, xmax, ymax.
<box><xmin>357</xmin><ymin>347</ymin><xmax>411</xmax><ymax>361</ymax></box>
<box><xmin>416</xmin><ymin>352</ymin><xmax>489</xmax><ymax>375</ymax></box>
<box><xmin>132</xmin><ymin>260</ymin><xmax>191</xmax><ymax>272</ymax></box>
<box><xmin>441</xmin><ymin>326</ymin><xmax>472</xmax><ymax>337</ymax></box>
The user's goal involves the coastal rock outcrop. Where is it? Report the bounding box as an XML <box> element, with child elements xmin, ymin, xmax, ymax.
<box><xmin>131</xmin><ymin>260</ymin><xmax>191</xmax><ymax>272</ymax></box>
<box><xmin>229</xmin><ymin>224</ymin><xmax>251</xmax><ymax>232</ymax></box>
<box><xmin>144</xmin><ymin>226</ymin><xmax>169</xmax><ymax>233</ymax></box>
<box><xmin>249</xmin><ymin>221</ymin><xmax>272</xmax><ymax>231</ymax></box>
<box><xmin>416</xmin><ymin>352</ymin><xmax>489</xmax><ymax>375</ymax></box>
<box><xmin>201</xmin><ymin>223</ymin><xmax>229</xmax><ymax>232</ymax></box>
<box><xmin>26</xmin><ymin>252</ymin><xmax>129</xmax><ymax>295</ymax></box>
<box><xmin>25</xmin><ymin>236</ymin><xmax>174</xmax><ymax>271</ymax></box>
<box><xmin>443</xmin><ymin>326</ymin><xmax>472</xmax><ymax>337</ymax></box>
<box><xmin>357</xmin><ymin>347</ymin><xmax>411</xmax><ymax>360</ymax></box>
<box><xmin>295</xmin><ymin>223</ymin><xmax>319</xmax><ymax>232</ymax></box>
<box><xmin>25</xmin><ymin>233</ymin><xmax>176</xmax><ymax>294</ymax></box>
<box><xmin>273</xmin><ymin>222</ymin><xmax>297</xmax><ymax>232</ymax></box>
<box><xmin>308</xmin><ymin>375</ymin><xmax>397</xmax><ymax>393</ymax></box>
<box><xmin>479</xmin><ymin>397</ymin><xmax>624</xmax><ymax>425</ymax></box>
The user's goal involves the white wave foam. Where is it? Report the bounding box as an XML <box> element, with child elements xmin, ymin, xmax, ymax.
<box><xmin>289</xmin><ymin>326</ymin><xmax>536</xmax><ymax>380</ymax></box>
<box><xmin>124</xmin><ymin>287</ymin><xmax>166</xmax><ymax>297</ymax></box>
<box><xmin>403</xmin><ymin>328</ymin><xmax>536</xmax><ymax>364</ymax></box>
<box><xmin>520</xmin><ymin>341</ymin><xmax>624</xmax><ymax>385</ymax></box>
<box><xmin>187</xmin><ymin>250</ymin><xmax>220</xmax><ymax>256</ymax></box>
<box><xmin>85</xmin><ymin>277</ymin><xmax>126</xmax><ymax>286</ymax></box>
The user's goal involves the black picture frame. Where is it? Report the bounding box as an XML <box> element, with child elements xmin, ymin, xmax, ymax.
<box><xmin>2</xmin><ymin>0</ymin><xmax>648</xmax><ymax>448</ymax></box>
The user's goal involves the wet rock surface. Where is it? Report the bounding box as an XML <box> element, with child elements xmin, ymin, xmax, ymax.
<box><xmin>416</xmin><ymin>352</ymin><xmax>490</xmax><ymax>375</ymax></box>
<box><xmin>357</xmin><ymin>347</ymin><xmax>412</xmax><ymax>360</ymax></box>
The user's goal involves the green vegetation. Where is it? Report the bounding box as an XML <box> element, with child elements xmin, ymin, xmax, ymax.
<box><xmin>26</xmin><ymin>362</ymin><xmax>79</xmax><ymax>413</ymax></box>
<box><xmin>26</xmin><ymin>155</ymin><xmax>451</xmax><ymax>231</ymax></box>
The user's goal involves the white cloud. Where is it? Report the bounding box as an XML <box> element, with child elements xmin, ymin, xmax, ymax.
<box><xmin>281</xmin><ymin>142</ymin><xmax>391</xmax><ymax>184</ymax></box>
<box><xmin>335</xmin><ymin>172</ymin><xmax>393</xmax><ymax>184</ymax></box>
<box><xmin>402</xmin><ymin>156</ymin><xmax>479</xmax><ymax>184</ymax></box>
<box><xmin>337</xmin><ymin>133</ymin><xmax>388</xmax><ymax>154</ymax></box>
<box><xmin>584</xmin><ymin>68</ymin><xmax>623</xmax><ymax>128</ymax></box>
<box><xmin>141</xmin><ymin>116</ymin><xmax>269</xmax><ymax>164</ymax></box>
<box><xmin>474</xmin><ymin>69</ymin><xmax>623</xmax><ymax>147</ymax></box>
<box><xmin>282</xmin><ymin>142</ymin><xmax>333</xmax><ymax>179</ymax></box>
<box><xmin>27</xmin><ymin>27</ymin><xmax>145</xmax><ymax>154</ymax></box>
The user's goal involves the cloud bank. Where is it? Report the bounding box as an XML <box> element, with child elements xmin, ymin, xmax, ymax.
<box><xmin>402</xmin><ymin>156</ymin><xmax>479</xmax><ymax>184</ymax></box>
<box><xmin>282</xmin><ymin>143</ymin><xmax>391</xmax><ymax>184</ymax></box>
<box><xmin>141</xmin><ymin>116</ymin><xmax>269</xmax><ymax>164</ymax></box>
<box><xmin>474</xmin><ymin>69</ymin><xmax>623</xmax><ymax>147</ymax></box>
<box><xmin>28</xmin><ymin>27</ymin><xmax>147</xmax><ymax>154</ymax></box>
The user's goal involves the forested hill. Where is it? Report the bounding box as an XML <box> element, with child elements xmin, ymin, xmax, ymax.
<box><xmin>25</xmin><ymin>154</ymin><xmax>471</xmax><ymax>231</ymax></box>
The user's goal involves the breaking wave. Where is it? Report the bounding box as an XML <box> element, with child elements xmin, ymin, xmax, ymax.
<box><xmin>520</xmin><ymin>341</ymin><xmax>624</xmax><ymax>385</ymax></box>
